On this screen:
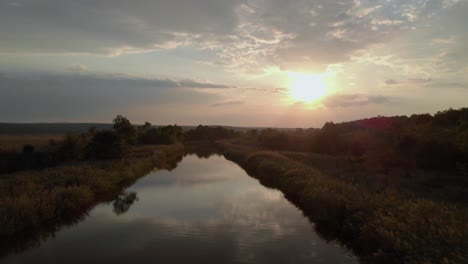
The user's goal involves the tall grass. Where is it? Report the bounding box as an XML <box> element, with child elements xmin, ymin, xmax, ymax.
<box><xmin>0</xmin><ymin>144</ymin><xmax>184</xmax><ymax>257</ymax></box>
<box><xmin>0</xmin><ymin>135</ymin><xmax>61</xmax><ymax>152</ymax></box>
<box><xmin>218</xmin><ymin>141</ymin><xmax>467</xmax><ymax>263</ymax></box>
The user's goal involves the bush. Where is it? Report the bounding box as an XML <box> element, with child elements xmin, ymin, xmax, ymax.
<box><xmin>57</xmin><ymin>133</ymin><xmax>88</xmax><ymax>161</ymax></box>
<box><xmin>138</xmin><ymin>125</ymin><xmax>183</xmax><ymax>145</ymax></box>
<box><xmin>86</xmin><ymin>130</ymin><xmax>129</xmax><ymax>160</ymax></box>
<box><xmin>22</xmin><ymin>145</ymin><xmax>34</xmax><ymax>154</ymax></box>
<box><xmin>185</xmin><ymin>125</ymin><xmax>238</xmax><ymax>141</ymax></box>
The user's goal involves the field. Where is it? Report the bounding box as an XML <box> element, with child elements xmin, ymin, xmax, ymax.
<box><xmin>0</xmin><ymin>135</ymin><xmax>63</xmax><ymax>152</ymax></box>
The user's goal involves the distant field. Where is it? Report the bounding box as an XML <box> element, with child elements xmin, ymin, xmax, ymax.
<box><xmin>0</xmin><ymin>123</ymin><xmax>296</xmax><ymax>136</ymax></box>
<box><xmin>0</xmin><ymin>134</ymin><xmax>63</xmax><ymax>152</ymax></box>
<box><xmin>0</xmin><ymin>123</ymin><xmax>113</xmax><ymax>135</ymax></box>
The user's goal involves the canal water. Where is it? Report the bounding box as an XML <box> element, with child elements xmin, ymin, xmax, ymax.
<box><xmin>3</xmin><ymin>154</ymin><xmax>357</xmax><ymax>263</ymax></box>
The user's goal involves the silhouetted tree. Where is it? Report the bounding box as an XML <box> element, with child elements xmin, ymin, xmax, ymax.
<box><xmin>86</xmin><ymin>130</ymin><xmax>129</xmax><ymax>160</ymax></box>
<box><xmin>185</xmin><ymin>125</ymin><xmax>238</xmax><ymax>141</ymax></box>
<box><xmin>138</xmin><ymin>124</ymin><xmax>184</xmax><ymax>145</ymax></box>
<box><xmin>113</xmin><ymin>115</ymin><xmax>137</xmax><ymax>145</ymax></box>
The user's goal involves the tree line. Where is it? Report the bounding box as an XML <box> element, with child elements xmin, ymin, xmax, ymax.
<box><xmin>257</xmin><ymin>107</ymin><xmax>468</xmax><ymax>171</ymax></box>
<box><xmin>0</xmin><ymin>116</ymin><xmax>239</xmax><ymax>174</ymax></box>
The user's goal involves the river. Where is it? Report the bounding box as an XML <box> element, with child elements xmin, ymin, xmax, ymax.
<box><xmin>2</xmin><ymin>154</ymin><xmax>357</xmax><ymax>263</ymax></box>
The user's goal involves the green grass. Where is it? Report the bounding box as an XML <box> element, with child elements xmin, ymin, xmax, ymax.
<box><xmin>218</xmin><ymin>140</ymin><xmax>467</xmax><ymax>263</ymax></box>
<box><xmin>0</xmin><ymin>143</ymin><xmax>184</xmax><ymax>257</ymax></box>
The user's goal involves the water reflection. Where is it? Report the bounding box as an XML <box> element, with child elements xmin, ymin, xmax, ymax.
<box><xmin>112</xmin><ymin>191</ymin><xmax>139</xmax><ymax>215</ymax></box>
<box><xmin>184</xmin><ymin>142</ymin><xmax>223</xmax><ymax>159</ymax></box>
<box><xmin>2</xmin><ymin>152</ymin><xmax>356</xmax><ymax>264</ymax></box>
<box><xmin>161</xmin><ymin>152</ymin><xmax>184</xmax><ymax>171</ymax></box>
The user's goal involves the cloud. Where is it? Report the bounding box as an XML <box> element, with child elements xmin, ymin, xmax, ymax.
<box><xmin>384</xmin><ymin>79</ymin><xmax>399</xmax><ymax>85</ymax></box>
<box><xmin>0</xmin><ymin>0</ymin><xmax>242</xmax><ymax>55</ymax></box>
<box><xmin>0</xmin><ymin>73</ymin><xmax>229</xmax><ymax>121</ymax></box>
<box><xmin>178</xmin><ymin>80</ymin><xmax>234</xmax><ymax>89</ymax></box>
<box><xmin>407</xmin><ymin>78</ymin><xmax>433</xmax><ymax>84</ymax></box>
<box><xmin>0</xmin><ymin>0</ymin><xmax>456</xmax><ymax>73</ymax></box>
<box><xmin>384</xmin><ymin>78</ymin><xmax>432</xmax><ymax>85</ymax></box>
<box><xmin>66</xmin><ymin>64</ymin><xmax>88</xmax><ymax>73</ymax></box>
<box><xmin>0</xmin><ymin>73</ymin><xmax>233</xmax><ymax>89</ymax></box>
<box><xmin>241</xmin><ymin>87</ymin><xmax>288</xmax><ymax>94</ymax></box>
<box><xmin>429</xmin><ymin>81</ymin><xmax>468</xmax><ymax>89</ymax></box>
<box><xmin>370</xmin><ymin>1</ymin><xmax>468</xmax><ymax>75</ymax></box>
<box><xmin>229</xmin><ymin>0</ymin><xmax>436</xmax><ymax>72</ymax></box>
<box><xmin>211</xmin><ymin>100</ymin><xmax>245</xmax><ymax>107</ymax></box>
<box><xmin>323</xmin><ymin>93</ymin><xmax>390</xmax><ymax>108</ymax></box>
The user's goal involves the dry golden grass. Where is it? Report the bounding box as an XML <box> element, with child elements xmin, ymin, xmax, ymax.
<box><xmin>0</xmin><ymin>135</ymin><xmax>62</xmax><ymax>152</ymax></box>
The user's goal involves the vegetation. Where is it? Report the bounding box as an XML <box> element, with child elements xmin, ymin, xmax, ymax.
<box><xmin>138</xmin><ymin>122</ymin><xmax>184</xmax><ymax>145</ymax></box>
<box><xmin>218</xmin><ymin>140</ymin><xmax>467</xmax><ymax>263</ymax></box>
<box><xmin>185</xmin><ymin>125</ymin><xmax>239</xmax><ymax>141</ymax></box>
<box><xmin>0</xmin><ymin>143</ymin><xmax>184</xmax><ymax>257</ymax></box>
<box><xmin>0</xmin><ymin>116</ymin><xmax>186</xmax><ymax>174</ymax></box>
<box><xmin>113</xmin><ymin>115</ymin><xmax>137</xmax><ymax>145</ymax></box>
<box><xmin>0</xmin><ymin>135</ymin><xmax>61</xmax><ymax>153</ymax></box>
<box><xmin>85</xmin><ymin>130</ymin><xmax>130</xmax><ymax>160</ymax></box>
<box><xmin>1</xmin><ymin>108</ymin><xmax>466</xmax><ymax>263</ymax></box>
<box><xmin>0</xmin><ymin>115</ymin><xmax>187</xmax><ymax>256</ymax></box>
<box><xmin>254</xmin><ymin>108</ymin><xmax>468</xmax><ymax>204</ymax></box>
<box><xmin>211</xmin><ymin>107</ymin><xmax>468</xmax><ymax>263</ymax></box>
<box><xmin>258</xmin><ymin>107</ymin><xmax>468</xmax><ymax>171</ymax></box>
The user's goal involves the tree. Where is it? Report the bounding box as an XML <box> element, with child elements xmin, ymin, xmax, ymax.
<box><xmin>86</xmin><ymin>130</ymin><xmax>129</xmax><ymax>160</ymax></box>
<box><xmin>138</xmin><ymin>125</ymin><xmax>184</xmax><ymax>145</ymax></box>
<box><xmin>113</xmin><ymin>115</ymin><xmax>137</xmax><ymax>145</ymax></box>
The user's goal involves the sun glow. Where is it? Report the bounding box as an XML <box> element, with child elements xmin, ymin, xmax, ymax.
<box><xmin>288</xmin><ymin>72</ymin><xmax>328</xmax><ymax>102</ymax></box>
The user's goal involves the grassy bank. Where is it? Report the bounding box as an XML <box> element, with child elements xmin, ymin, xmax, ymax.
<box><xmin>218</xmin><ymin>140</ymin><xmax>467</xmax><ymax>263</ymax></box>
<box><xmin>0</xmin><ymin>143</ymin><xmax>184</xmax><ymax>256</ymax></box>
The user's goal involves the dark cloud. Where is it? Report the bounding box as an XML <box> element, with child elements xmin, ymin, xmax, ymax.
<box><xmin>385</xmin><ymin>79</ymin><xmax>399</xmax><ymax>85</ymax></box>
<box><xmin>323</xmin><ymin>93</ymin><xmax>390</xmax><ymax>108</ymax></box>
<box><xmin>0</xmin><ymin>73</ymin><xmax>232</xmax><ymax>89</ymax></box>
<box><xmin>385</xmin><ymin>78</ymin><xmax>432</xmax><ymax>85</ymax></box>
<box><xmin>211</xmin><ymin>100</ymin><xmax>245</xmax><ymax>107</ymax></box>
<box><xmin>0</xmin><ymin>0</ymin><xmax>242</xmax><ymax>54</ymax></box>
<box><xmin>179</xmin><ymin>80</ymin><xmax>234</xmax><ymax>89</ymax></box>
<box><xmin>0</xmin><ymin>73</ymin><xmax>227</xmax><ymax>121</ymax></box>
<box><xmin>429</xmin><ymin>81</ymin><xmax>468</xmax><ymax>89</ymax></box>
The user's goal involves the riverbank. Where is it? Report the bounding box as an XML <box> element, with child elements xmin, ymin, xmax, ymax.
<box><xmin>217</xmin><ymin>140</ymin><xmax>467</xmax><ymax>263</ymax></box>
<box><xmin>0</xmin><ymin>143</ymin><xmax>185</xmax><ymax>256</ymax></box>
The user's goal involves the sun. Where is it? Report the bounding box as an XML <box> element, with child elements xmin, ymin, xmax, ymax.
<box><xmin>288</xmin><ymin>72</ymin><xmax>328</xmax><ymax>102</ymax></box>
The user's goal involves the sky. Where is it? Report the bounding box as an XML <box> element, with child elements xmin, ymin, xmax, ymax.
<box><xmin>0</xmin><ymin>0</ymin><xmax>467</xmax><ymax>127</ymax></box>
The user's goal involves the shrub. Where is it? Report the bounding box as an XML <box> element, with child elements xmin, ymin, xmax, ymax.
<box><xmin>86</xmin><ymin>130</ymin><xmax>129</xmax><ymax>160</ymax></box>
<box><xmin>22</xmin><ymin>145</ymin><xmax>34</xmax><ymax>154</ymax></box>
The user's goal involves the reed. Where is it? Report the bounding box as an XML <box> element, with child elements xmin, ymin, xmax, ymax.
<box><xmin>218</xmin><ymin>141</ymin><xmax>467</xmax><ymax>263</ymax></box>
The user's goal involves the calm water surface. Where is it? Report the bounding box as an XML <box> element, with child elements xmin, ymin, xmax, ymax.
<box><xmin>3</xmin><ymin>154</ymin><xmax>357</xmax><ymax>264</ymax></box>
